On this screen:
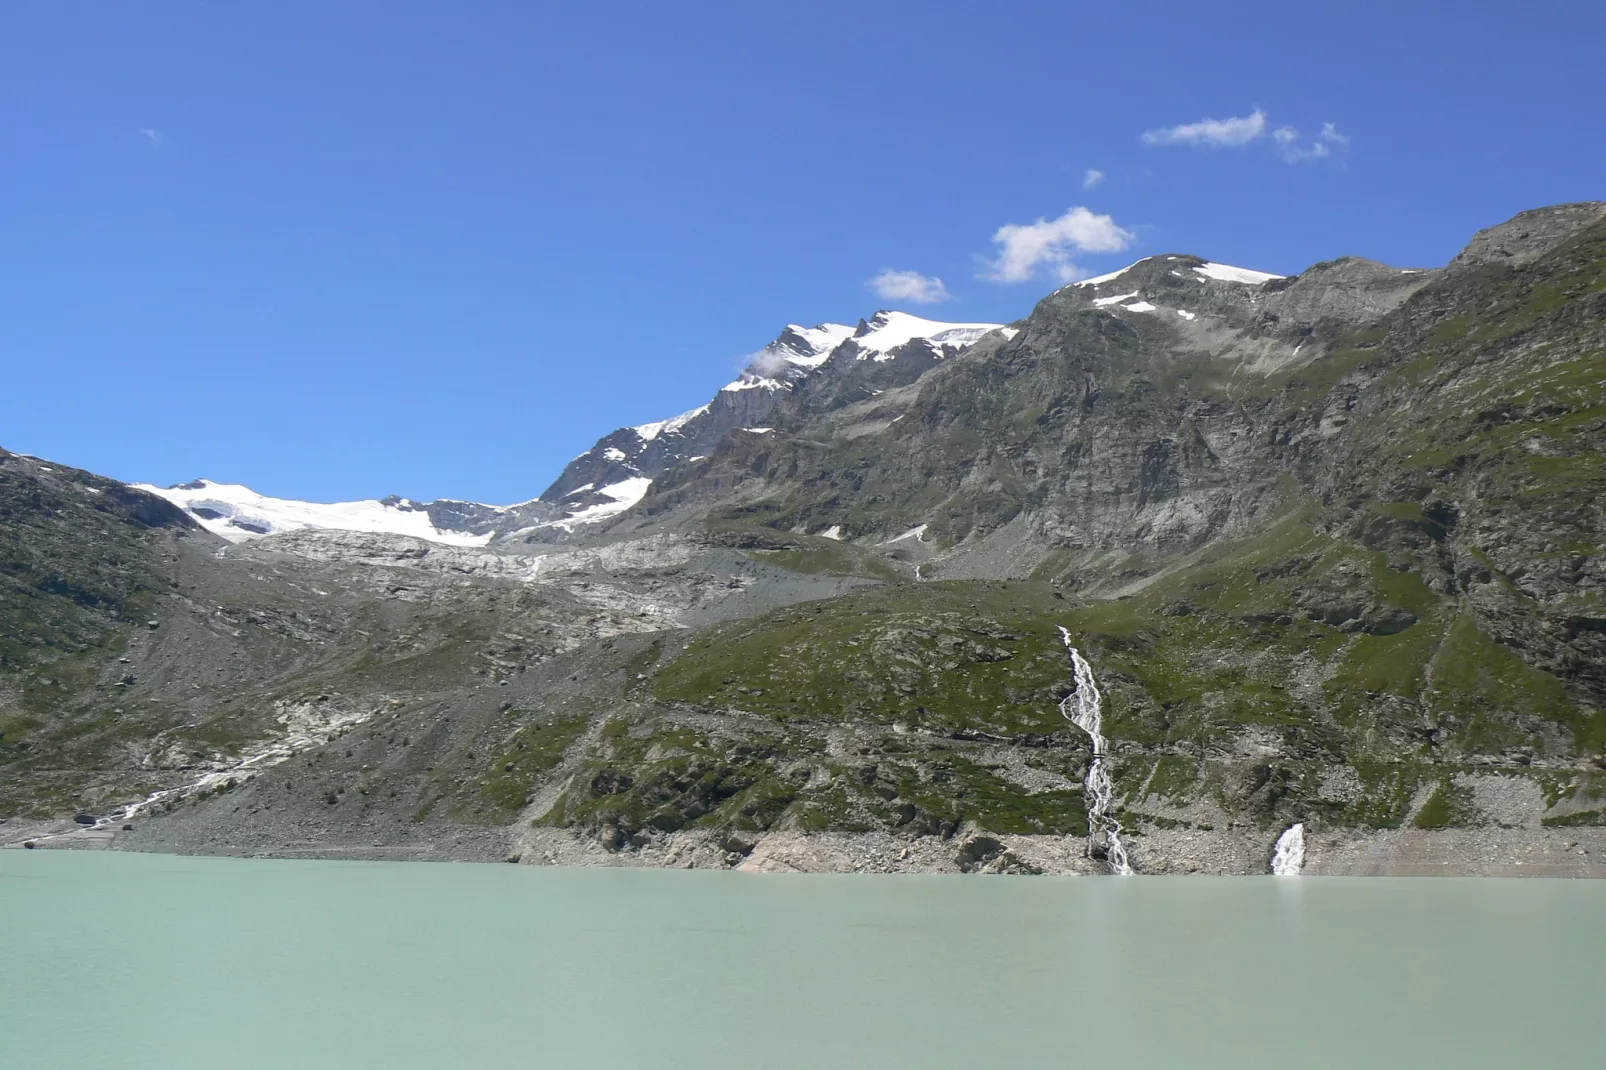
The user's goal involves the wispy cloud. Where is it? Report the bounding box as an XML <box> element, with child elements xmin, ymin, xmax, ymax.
<box><xmin>868</xmin><ymin>269</ymin><xmax>951</xmax><ymax>304</ymax></box>
<box><xmin>1144</xmin><ymin>108</ymin><xmax>1349</xmax><ymax>164</ymax></box>
<box><xmin>982</xmin><ymin>207</ymin><xmax>1134</xmax><ymax>284</ymax></box>
<box><xmin>1274</xmin><ymin>122</ymin><xmax>1349</xmax><ymax>163</ymax></box>
<box><xmin>138</xmin><ymin>128</ymin><xmax>165</xmax><ymax>146</ymax></box>
<box><xmin>1082</xmin><ymin>168</ymin><xmax>1106</xmax><ymax>190</ymax></box>
<box><xmin>1141</xmin><ymin>108</ymin><xmax>1267</xmax><ymax>148</ymax></box>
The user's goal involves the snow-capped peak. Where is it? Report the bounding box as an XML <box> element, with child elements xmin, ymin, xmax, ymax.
<box><xmin>720</xmin><ymin>375</ymin><xmax>786</xmax><ymax>393</ymax></box>
<box><xmin>763</xmin><ymin>311</ymin><xmax>1005</xmax><ymax>373</ymax></box>
<box><xmin>1074</xmin><ymin>262</ymin><xmax>1146</xmax><ymax>288</ymax></box>
<box><xmin>773</xmin><ymin>322</ymin><xmax>857</xmax><ymax>369</ymax></box>
<box><xmin>1071</xmin><ymin>256</ymin><xmax>1285</xmax><ymax>290</ymax></box>
<box><xmin>540</xmin><ymin>308</ymin><xmax>1005</xmax><ymax>509</ymax></box>
<box><xmin>633</xmin><ymin>403</ymin><xmax>710</xmax><ymax>442</ymax></box>
<box><xmin>847</xmin><ymin>310</ymin><xmax>1003</xmax><ymax>360</ymax></box>
<box><xmin>716</xmin><ymin>310</ymin><xmax>1001</xmax><ymax>389</ymax></box>
<box><xmin>136</xmin><ymin>479</ymin><xmax>498</xmax><ymax>546</ymax></box>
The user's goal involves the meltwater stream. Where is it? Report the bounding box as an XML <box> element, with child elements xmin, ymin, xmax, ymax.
<box><xmin>1057</xmin><ymin>627</ymin><xmax>1132</xmax><ymax>875</ymax></box>
<box><xmin>27</xmin><ymin>705</ymin><xmax>376</xmax><ymax>845</ymax></box>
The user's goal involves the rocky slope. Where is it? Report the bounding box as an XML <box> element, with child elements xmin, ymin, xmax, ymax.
<box><xmin>5</xmin><ymin>203</ymin><xmax>1604</xmax><ymax>875</ymax></box>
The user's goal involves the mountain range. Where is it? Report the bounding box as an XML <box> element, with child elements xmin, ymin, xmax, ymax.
<box><xmin>134</xmin><ymin>309</ymin><xmax>1013</xmax><ymax>544</ymax></box>
<box><xmin>3</xmin><ymin>202</ymin><xmax>1603</xmax><ymax>875</ymax></box>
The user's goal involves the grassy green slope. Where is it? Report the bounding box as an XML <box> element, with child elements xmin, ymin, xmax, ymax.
<box><xmin>0</xmin><ymin>451</ymin><xmax>194</xmax><ymax>796</ymax></box>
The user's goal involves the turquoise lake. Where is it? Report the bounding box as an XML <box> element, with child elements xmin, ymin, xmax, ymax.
<box><xmin>2</xmin><ymin>851</ymin><xmax>1602</xmax><ymax>1068</ymax></box>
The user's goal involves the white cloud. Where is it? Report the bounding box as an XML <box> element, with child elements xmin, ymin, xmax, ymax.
<box><xmin>982</xmin><ymin>206</ymin><xmax>1135</xmax><ymax>284</ymax></box>
<box><xmin>1274</xmin><ymin>122</ymin><xmax>1349</xmax><ymax>163</ymax></box>
<box><xmin>867</xmin><ymin>269</ymin><xmax>951</xmax><ymax>304</ymax></box>
<box><xmin>744</xmin><ymin>347</ymin><xmax>791</xmax><ymax>378</ymax></box>
<box><xmin>138</xmin><ymin>128</ymin><xmax>164</xmax><ymax>145</ymax></box>
<box><xmin>1083</xmin><ymin>168</ymin><xmax>1105</xmax><ymax>189</ymax></box>
<box><xmin>1142</xmin><ymin>108</ymin><xmax>1267</xmax><ymax>148</ymax></box>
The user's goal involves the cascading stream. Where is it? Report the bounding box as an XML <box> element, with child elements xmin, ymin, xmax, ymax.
<box><xmin>45</xmin><ymin>705</ymin><xmax>376</xmax><ymax>841</ymax></box>
<box><xmin>1271</xmin><ymin>823</ymin><xmax>1305</xmax><ymax>876</ymax></box>
<box><xmin>1057</xmin><ymin>627</ymin><xmax>1132</xmax><ymax>875</ymax></box>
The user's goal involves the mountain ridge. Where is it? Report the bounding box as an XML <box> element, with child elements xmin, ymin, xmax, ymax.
<box><xmin>132</xmin><ymin>307</ymin><xmax>1016</xmax><ymax>546</ymax></box>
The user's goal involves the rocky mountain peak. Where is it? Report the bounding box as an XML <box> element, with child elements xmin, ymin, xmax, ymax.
<box><xmin>1259</xmin><ymin>256</ymin><xmax>1435</xmax><ymax>327</ymax></box>
<box><xmin>1450</xmin><ymin>201</ymin><xmax>1606</xmax><ymax>269</ymax></box>
<box><xmin>527</xmin><ymin>309</ymin><xmax>1002</xmax><ymax>536</ymax></box>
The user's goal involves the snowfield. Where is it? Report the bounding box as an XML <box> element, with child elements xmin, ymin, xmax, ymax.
<box><xmin>138</xmin><ymin>480</ymin><xmax>497</xmax><ymax>546</ymax></box>
<box><xmin>845</xmin><ymin>311</ymin><xmax>1002</xmax><ymax>361</ymax></box>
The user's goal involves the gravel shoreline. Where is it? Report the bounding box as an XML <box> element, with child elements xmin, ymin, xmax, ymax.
<box><xmin>9</xmin><ymin>816</ymin><xmax>1601</xmax><ymax>878</ymax></box>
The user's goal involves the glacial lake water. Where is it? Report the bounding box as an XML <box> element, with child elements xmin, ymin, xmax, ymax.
<box><xmin>2</xmin><ymin>852</ymin><xmax>1602</xmax><ymax>1069</ymax></box>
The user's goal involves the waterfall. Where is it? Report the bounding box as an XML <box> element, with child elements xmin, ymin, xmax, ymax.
<box><xmin>1270</xmin><ymin>823</ymin><xmax>1305</xmax><ymax>876</ymax></box>
<box><xmin>1056</xmin><ymin>627</ymin><xmax>1132</xmax><ymax>875</ymax></box>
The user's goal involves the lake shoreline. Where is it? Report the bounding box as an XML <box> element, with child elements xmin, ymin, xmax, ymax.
<box><xmin>8</xmin><ymin>814</ymin><xmax>1603</xmax><ymax>877</ymax></box>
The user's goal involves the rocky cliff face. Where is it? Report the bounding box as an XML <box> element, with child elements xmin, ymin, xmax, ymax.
<box><xmin>5</xmin><ymin>204</ymin><xmax>1604</xmax><ymax>874</ymax></box>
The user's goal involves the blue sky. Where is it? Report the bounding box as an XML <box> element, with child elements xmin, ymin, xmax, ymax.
<box><xmin>3</xmin><ymin>1</ymin><xmax>1602</xmax><ymax>504</ymax></box>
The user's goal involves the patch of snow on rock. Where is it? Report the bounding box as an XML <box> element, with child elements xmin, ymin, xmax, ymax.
<box><xmin>1122</xmin><ymin>301</ymin><xmax>1158</xmax><ymax>312</ymax></box>
<box><xmin>548</xmin><ymin>477</ymin><xmax>653</xmax><ymax>530</ymax></box>
<box><xmin>882</xmin><ymin>524</ymin><xmax>928</xmax><ymax>545</ymax></box>
<box><xmin>819</xmin><ymin>525</ymin><xmax>844</xmax><ymax>541</ymax></box>
<box><xmin>1191</xmin><ymin>262</ymin><xmax>1284</xmax><ymax>285</ymax></box>
<box><xmin>1092</xmin><ymin>290</ymin><xmax>1140</xmax><ymax>307</ymax></box>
